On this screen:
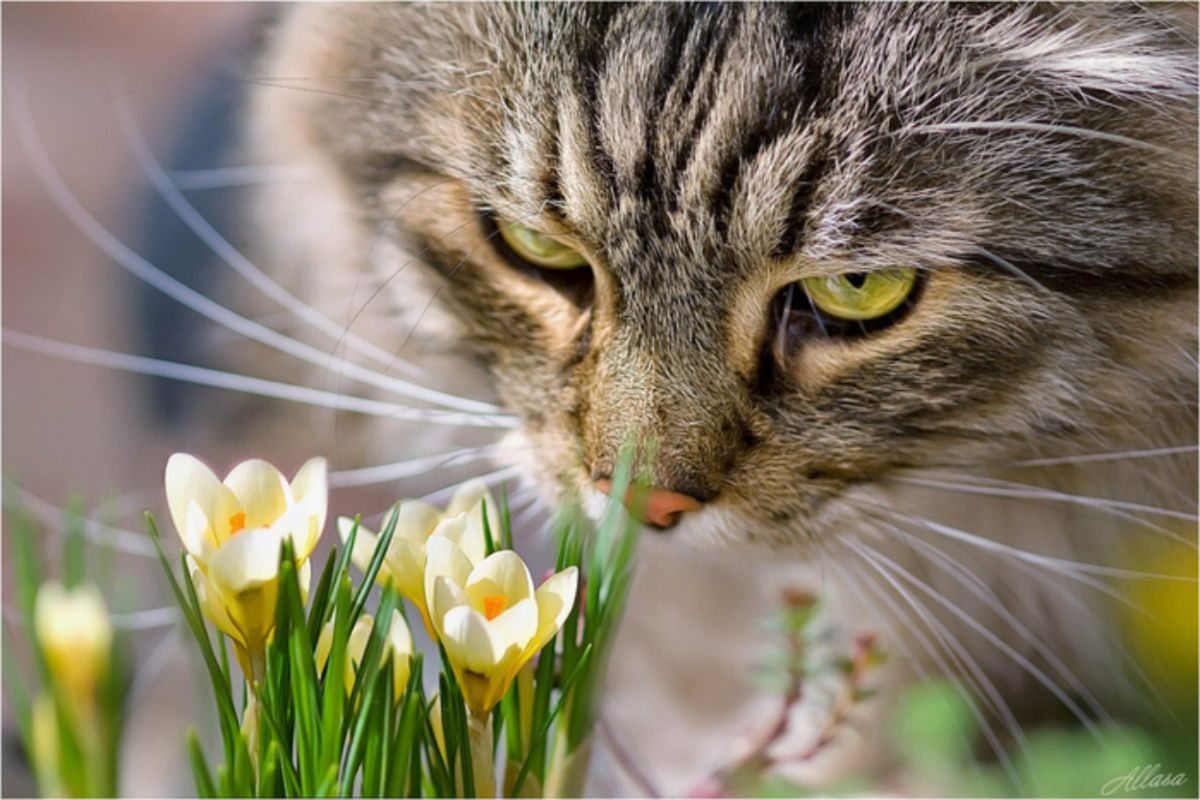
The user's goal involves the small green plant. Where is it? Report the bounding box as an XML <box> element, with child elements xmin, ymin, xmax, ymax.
<box><xmin>144</xmin><ymin>448</ymin><xmax>643</xmax><ymax>797</ymax></box>
<box><xmin>4</xmin><ymin>496</ymin><xmax>129</xmax><ymax>798</ymax></box>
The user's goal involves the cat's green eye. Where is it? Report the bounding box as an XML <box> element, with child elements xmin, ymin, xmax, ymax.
<box><xmin>497</xmin><ymin>221</ymin><xmax>588</xmax><ymax>270</ymax></box>
<box><xmin>802</xmin><ymin>268</ymin><xmax>918</xmax><ymax>321</ymax></box>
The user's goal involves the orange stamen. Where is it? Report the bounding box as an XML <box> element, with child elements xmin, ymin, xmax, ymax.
<box><xmin>228</xmin><ymin>512</ymin><xmax>247</xmax><ymax>535</ymax></box>
<box><xmin>482</xmin><ymin>595</ymin><xmax>507</xmax><ymax>621</ymax></box>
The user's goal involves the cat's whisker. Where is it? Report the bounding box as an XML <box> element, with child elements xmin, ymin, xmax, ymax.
<box><xmin>997</xmin><ymin>444</ymin><xmax>1197</xmax><ymax>469</ymax></box>
<box><xmin>837</xmin><ymin>556</ymin><xmax>1026</xmax><ymax>787</ymax></box>
<box><xmin>1</xmin><ymin>330</ymin><xmax>514</xmax><ymax>429</ymax></box>
<box><xmin>333</xmin><ymin>185</ymin><xmax>548</xmax><ymax>381</ymax></box>
<box><xmin>869</xmin><ymin>515</ymin><xmax>1114</xmax><ymax>728</ymax></box>
<box><xmin>12</xmin><ymin>84</ymin><xmax>512</xmax><ymax>421</ymax></box>
<box><xmin>113</xmin><ymin>96</ymin><xmax>519</xmax><ymax>415</ymax></box>
<box><xmin>892</xmin><ymin>472</ymin><xmax>1197</xmax><ymax>545</ymax></box>
<box><xmin>903</xmin><ymin>120</ymin><xmax>1171</xmax><ymax>155</ymax></box>
<box><xmin>114</xmin><ymin>95</ymin><xmax>413</xmax><ymax>381</ymax></box>
<box><xmin>2</xmin><ymin>485</ymin><xmax>156</xmax><ymax>558</ymax></box>
<box><xmin>420</xmin><ymin>465</ymin><xmax>520</xmax><ymax>506</ymax></box>
<box><xmin>854</xmin><ymin>497</ymin><xmax>1175</xmax><ymax>594</ymax></box>
<box><xmin>3</xmin><ymin>604</ymin><xmax>178</xmax><ymax>632</ymax></box>
<box><xmin>970</xmin><ymin>245</ymin><xmax>1049</xmax><ymax>294</ymax></box>
<box><xmin>328</xmin><ymin>445</ymin><xmax>498</xmax><ymax>488</ymax></box>
<box><xmin>844</xmin><ymin>536</ymin><xmax>1104</xmax><ymax>739</ymax></box>
<box><xmin>382</xmin><ymin>201</ymin><xmax>558</xmax><ymax>368</ymax></box>
<box><xmin>169</xmin><ymin>165</ymin><xmax>315</xmax><ymax>191</ymax></box>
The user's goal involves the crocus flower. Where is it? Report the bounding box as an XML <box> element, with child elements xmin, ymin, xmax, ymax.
<box><xmin>315</xmin><ymin>610</ymin><xmax>413</xmax><ymax>702</ymax></box>
<box><xmin>337</xmin><ymin>480</ymin><xmax>496</xmax><ymax>637</ymax></box>
<box><xmin>426</xmin><ymin>541</ymin><xmax>578</xmax><ymax>719</ymax></box>
<box><xmin>34</xmin><ymin>581</ymin><xmax>112</xmax><ymax>706</ymax></box>
<box><xmin>164</xmin><ymin>453</ymin><xmax>327</xmax><ymax>680</ymax></box>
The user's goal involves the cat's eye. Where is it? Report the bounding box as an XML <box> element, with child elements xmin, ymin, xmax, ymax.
<box><xmin>497</xmin><ymin>221</ymin><xmax>588</xmax><ymax>270</ymax></box>
<box><xmin>801</xmin><ymin>268</ymin><xmax>918</xmax><ymax>321</ymax></box>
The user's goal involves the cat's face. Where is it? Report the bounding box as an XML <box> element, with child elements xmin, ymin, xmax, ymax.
<box><xmin>258</xmin><ymin>3</ymin><xmax>1196</xmax><ymax>549</ymax></box>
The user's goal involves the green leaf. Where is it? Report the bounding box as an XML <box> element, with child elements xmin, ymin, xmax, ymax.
<box><xmin>146</xmin><ymin>514</ymin><xmax>240</xmax><ymax>763</ymax></box>
<box><xmin>186</xmin><ymin>729</ymin><xmax>217</xmax><ymax>798</ymax></box>
<box><xmin>481</xmin><ymin>497</ymin><xmax>497</xmax><ymax>556</ymax></box>
<box><xmin>512</xmin><ymin>644</ymin><xmax>594</xmax><ymax>797</ymax></box>
<box><xmin>307</xmin><ymin>542</ymin><xmax>341</xmax><ymax>642</ymax></box>
<box><xmin>350</xmin><ymin>504</ymin><xmax>401</xmax><ymax>620</ymax></box>
<box><xmin>319</xmin><ymin>575</ymin><xmax>353</xmax><ymax>778</ymax></box>
<box><xmin>499</xmin><ymin>487</ymin><xmax>514</xmax><ymax>552</ymax></box>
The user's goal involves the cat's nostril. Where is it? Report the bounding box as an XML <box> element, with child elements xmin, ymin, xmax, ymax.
<box><xmin>594</xmin><ymin>479</ymin><xmax>703</xmax><ymax>530</ymax></box>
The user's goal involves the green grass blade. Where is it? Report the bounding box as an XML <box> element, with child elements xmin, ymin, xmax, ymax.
<box><xmin>481</xmin><ymin>497</ymin><xmax>497</xmax><ymax>556</ymax></box>
<box><xmin>306</xmin><ymin>542</ymin><xmax>341</xmax><ymax>642</ymax></box>
<box><xmin>350</xmin><ymin>505</ymin><xmax>400</xmax><ymax>620</ymax></box>
<box><xmin>512</xmin><ymin>644</ymin><xmax>594</xmax><ymax>797</ymax></box>
<box><xmin>186</xmin><ymin>729</ymin><xmax>217</xmax><ymax>798</ymax></box>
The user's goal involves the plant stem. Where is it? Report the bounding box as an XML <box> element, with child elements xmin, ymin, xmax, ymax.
<box><xmin>468</xmin><ymin>711</ymin><xmax>497</xmax><ymax>798</ymax></box>
<box><xmin>544</xmin><ymin>729</ymin><xmax>593</xmax><ymax>798</ymax></box>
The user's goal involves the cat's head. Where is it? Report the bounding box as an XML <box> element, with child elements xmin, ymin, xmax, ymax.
<box><xmin>249</xmin><ymin>3</ymin><xmax>1196</xmax><ymax>550</ymax></box>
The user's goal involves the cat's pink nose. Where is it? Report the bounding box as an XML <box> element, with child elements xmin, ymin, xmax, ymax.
<box><xmin>594</xmin><ymin>479</ymin><xmax>703</xmax><ymax>529</ymax></box>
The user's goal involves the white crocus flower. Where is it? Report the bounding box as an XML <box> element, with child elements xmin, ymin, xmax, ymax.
<box><xmin>34</xmin><ymin>582</ymin><xmax>112</xmax><ymax>706</ymax></box>
<box><xmin>164</xmin><ymin>453</ymin><xmax>327</xmax><ymax>680</ymax></box>
<box><xmin>426</xmin><ymin>541</ymin><xmax>578</xmax><ymax>719</ymax></box>
<box><xmin>315</xmin><ymin>610</ymin><xmax>413</xmax><ymax>702</ymax></box>
<box><xmin>337</xmin><ymin>479</ymin><xmax>496</xmax><ymax>637</ymax></box>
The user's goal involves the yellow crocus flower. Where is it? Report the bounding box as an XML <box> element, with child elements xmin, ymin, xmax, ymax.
<box><xmin>34</xmin><ymin>581</ymin><xmax>112</xmax><ymax>706</ymax></box>
<box><xmin>426</xmin><ymin>541</ymin><xmax>577</xmax><ymax>719</ymax></box>
<box><xmin>337</xmin><ymin>480</ymin><xmax>495</xmax><ymax>637</ymax></box>
<box><xmin>165</xmin><ymin>453</ymin><xmax>327</xmax><ymax>680</ymax></box>
<box><xmin>315</xmin><ymin>610</ymin><xmax>413</xmax><ymax>702</ymax></box>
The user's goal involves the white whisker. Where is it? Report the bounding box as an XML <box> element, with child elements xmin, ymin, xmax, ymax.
<box><xmin>3</xmin><ymin>605</ymin><xmax>178</xmax><ymax>631</ymax></box>
<box><xmin>1002</xmin><ymin>444</ymin><xmax>1197</xmax><ymax>469</ymax></box>
<box><xmin>894</xmin><ymin>472</ymin><xmax>1196</xmax><ymax>546</ymax></box>
<box><xmin>873</xmin><ymin>516</ymin><xmax>1113</xmax><ymax>727</ymax></box>
<box><xmin>115</xmin><ymin>98</ymin><xmax>441</xmax><ymax>388</ymax></box>
<box><xmin>2</xmin><ymin>485</ymin><xmax>156</xmax><ymax>558</ymax></box>
<box><xmin>420</xmin><ymin>466</ymin><xmax>520</xmax><ymax>506</ymax></box>
<box><xmin>837</xmin><ymin>557</ymin><xmax>1025</xmax><ymax>786</ymax></box>
<box><xmin>845</xmin><ymin>537</ymin><xmax>1103</xmax><ymax>738</ymax></box>
<box><xmin>905</xmin><ymin>120</ymin><xmax>1171</xmax><ymax>154</ymax></box>
<box><xmin>2</xmin><ymin>330</ymin><xmax>513</xmax><ymax>429</ymax></box>
<box><xmin>11</xmin><ymin>84</ymin><xmax>513</xmax><ymax>420</ymax></box>
<box><xmin>860</xmin><ymin>499</ymin><xmax>1176</xmax><ymax>590</ymax></box>
<box><xmin>328</xmin><ymin>446</ymin><xmax>497</xmax><ymax>488</ymax></box>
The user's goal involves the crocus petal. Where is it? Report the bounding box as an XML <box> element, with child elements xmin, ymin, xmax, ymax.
<box><xmin>338</xmin><ymin>517</ymin><xmax>381</xmax><ymax>575</ymax></box>
<box><xmin>435</xmin><ymin>509</ymin><xmax>488</xmax><ymax>567</ymax></box>
<box><xmin>440</xmin><ymin>605</ymin><xmax>504</xmax><ymax>674</ymax></box>
<box><xmin>464</xmin><ymin>550</ymin><xmax>535</xmax><ymax>608</ymax></box>
<box><xmin>386</xmin><ymin>610</ymin><xmax>413</xmax><ymax>700</ymax></box>
<box><xmin>183</xmin><ymin>501</ymin><xmax>217</xmax><ymax>563</ymax></box>
<box><xmin>430</xmin><ymin>575</ymin><xmax>469</xmax><ymax>637</ymax></box>
<box><xmin>189</xmin><ymin>556</ymin><xmax>240</xmax><ymax>644</ymax></box>
<box><xmin>424</xmin><ymin>535</ymin><xmax>474</xmax><ymax>619</ymax></box>
<box><xmin>314</xmin><ymin>618</ymin><xmax>335</xmax><ymax>674</ymax></box>
<box><xmin>288</xmin><ymin>457</ymin><xmax>328</xmax><ymax>557</ymax></box>
<box><xmin>393</xmin><ymin>500</ymin><xmax>442</xmax><ymax>544</ymax></box>
<box><xmin>487</xmin><ymin>597</ymin><xmax>538</xmax><ymax>655</ymax></box>
<box><xmin>223</xmin><ymin>459</ymin><xmax>290</xmax><ymax>531</ymax></box>
<box><xmin>524</xmin><ymin>567</ymin><xmax>579</xmax><ymax>660</ymax></box>
<box><xmin>207</xmin><ymin>528</ymin><xmax>286</xmax><ymax>592</ymax></box>
<box><xmin>444</xmin><ymin>479</ymin><xmax>490</xmax><ymax>518</ymax></box>
<box><xmin>346</xmin><ymin>615</ymin><xmax>375</xmax><ymax>671</ymax></box>
<box><xmin>166</xmin><ymin>453</ymin><xmax>239</xmax><ymax>549</ymax></box>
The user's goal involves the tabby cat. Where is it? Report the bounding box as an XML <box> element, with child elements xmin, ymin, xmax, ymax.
<box><xmin>240</xmin><ymin>4</ymin><xmax>1197</xmax><ymax>793</ymax></box>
